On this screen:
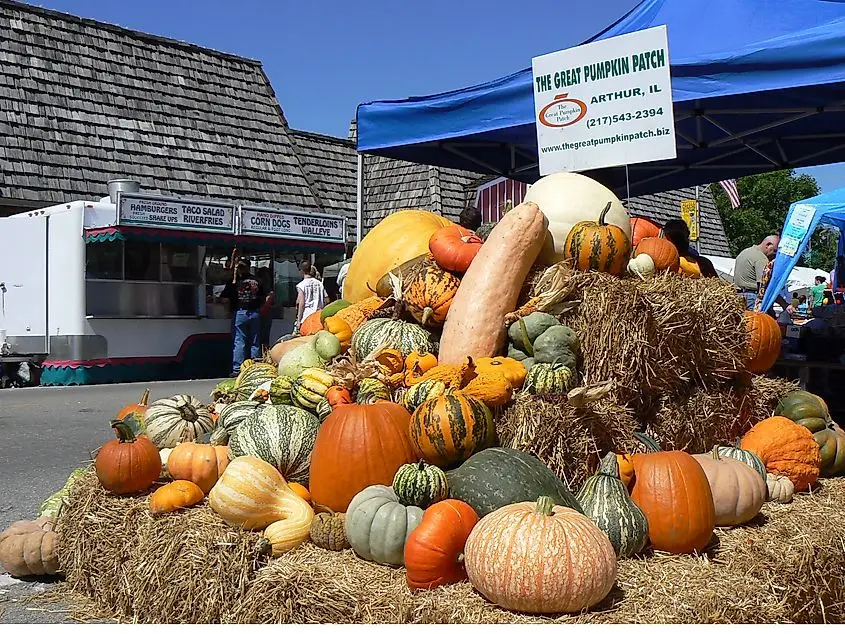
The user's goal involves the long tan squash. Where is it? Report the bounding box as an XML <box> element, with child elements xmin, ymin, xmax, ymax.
<box><xmin>438</xmin><ymin>202</ymin><xmax>547</xmax><ymax>364</ymax></box>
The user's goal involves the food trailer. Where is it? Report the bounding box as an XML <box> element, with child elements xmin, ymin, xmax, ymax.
<box><xmin>0</xmin><ymin>186</ymin><xmax>345</xmax><ymax>386</ymax></box>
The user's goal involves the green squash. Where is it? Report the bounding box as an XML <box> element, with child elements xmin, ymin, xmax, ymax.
<box><xmin>525</xmin><ymin>362</ymin><xmax>573</xmax><ymax>394</ymax></box>
<box><xmin>351</xmin><ymin>318</ymin><xmax>439</xmax><ymax>358</ymax></box>
<box><xmin>403</xmin><ymin>378</ymin><xmax>448</xmax><ymax>412</ymax></box>
<box><xmin>321</xmin><ymin>299</ymin><xmax>351</xmax><ymax>320</ymax></box>
<box><xmin>446</xmin><ymin>447</ymin><xmax>582</xmax><ymax>517</ymax></box>
<box><xmin>476</xmin><ymin>222</ymin><xmax>497</xmax><ymax>241</ymax></box>
<box><xmin>315</xmin><ymin>397</ymin><xmax>333</xmax><ymax>421</ymax></box>
<box><xmin>234</xmin><ymin>362</ymin><xmax>278</xmax><ymax>400</ymax></box>
<box><xmin>39</xmin><ymin>467</ymin><xmax>88</xmax><ymax>518</ymax></box>
<box><xmin>775</xmin><ymin>390</ymin><xmax>831</xmax><ymax>430</ymax></box>
<box><xmin>210</xmin><ymin>378</ymin><xmax>238</xmax><ymax>404</ymax></box>
<box><xmin>228</xmin><ymin>405</ymin><xmax>321</xmax><ymax>485</ymax></box>
<box><xmin>815</xmin><ymin>423</ymin><xmax>845</xmax><ymax>477</ymax></box>
<box><xmin>345</xmin><ymin>484</ymin><xmax>424</xmax><ymax>567</ymax></box>
<box><xmin>278</xmin><ymin>331</ymin><xmax>342</xmax><ymax>379</ymax></box>
<box><xmin>532</xmin><ymin>325</ymin><xmax>579</xmax><ymax>369</ymax></box>
<box><xmin>714</xmin><ymin>443</ymin><xmax>767</xmax><ymax>482</ymax></box>
<box><xmin>507</xmin><ymin>312</ymin><xmax>559</xmax><ymax>355</ymax></box>
<box><xmin>356</xmin><ymin>378</ymin><xmax>391</xmax><ymax>404</ymax></box>
<box><xmin>507</xmin><ymin>343</ymin><xmax>528</xmax><ymax>362</ymax></box>
<box><xmin>210</xmin><ymin>400</ymin><xmax>263</xmax><ymax>445</ymax></box>
<box><xmin>290</xmin><ymin>368</ymin><xmax>335</xmax><ymax>411</ymax></box>
<box><xmin>576</xmin><ymin>452</ymin><xmax>649</xmax><ymax>557</ymax></box>
<box><xmin>392</xmin><ymin>460</ymin><xmax>449</xmax><ymax>508</ymax></box>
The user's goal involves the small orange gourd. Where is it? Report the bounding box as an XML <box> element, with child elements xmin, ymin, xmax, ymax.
<box><xmin>323</xmin><ymin>316</ymin><xmax>352</xmax><ymax>351</ymax></box>
<box><xmin>149</xmin><ymin>480</ymin><xmax>205</xmax><ymax>515</ymax></box>
<box><xmin>474</xmin><ymin>357</ymin><xmax>527</xmax><ymax>389</ymax></box>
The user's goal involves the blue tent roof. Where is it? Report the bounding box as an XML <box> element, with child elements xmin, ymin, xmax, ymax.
<box><xmin>357</xmin><ymin>0</ymin><xmax>845</xmax><ymax>196</ymax></box>
<box><xmin>761</xmin><ymin>186</ymin><xmax>845</xmax><ymax>311</ymax></box>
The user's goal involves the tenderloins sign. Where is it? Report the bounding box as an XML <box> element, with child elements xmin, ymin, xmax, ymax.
<box><xmin>240</xmin><ymin>206</ymin><xmax>345</xmax><ymax>243</ymax></box>
<box><xmin>532</xmin><ymin>25</ymin><xmax>676</xmax><ymax>175</ymax></box>
<box><xmin>118</xmin><ymin>193</ymin><xmax>234</xmax><ymax>233</ymax></box>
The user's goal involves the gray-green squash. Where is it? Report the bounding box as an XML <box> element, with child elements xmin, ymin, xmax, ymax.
<box><xmin>576</xmin><ymin>452</ymin><xmax>649</xmax><ymax>557</ymax></box>
<box><xmin>446</xmin><ymin>447</ymin><xmax>582</xmax><ymax>517</ymax></box>
<box><xmin>392</xmin><ymin>460</ymin><xmax>449</xmax><ymax>508</ymax></box>
<box><xmin>210</xmin><ymin>400</ymin><xmax>263</xmax><ymax>445</ymax></box>
<box><xmin>227</xmin><ymin>405</ymin><xmax>320</xmax><ymax>485</ymax></box>
<box><xmin>532</xmin><ymin>325</ymin><xmax>579</xmax><ymax>369</ymax></box>
<box><xmin>344</xmin><ymin>484</ymin><xmax>424</xmax><ymax>566</ymax></box>
<box><xmin>507</xmin><ymin>312</ymin><xmax>559</xmax><ymax>355</ymax></box>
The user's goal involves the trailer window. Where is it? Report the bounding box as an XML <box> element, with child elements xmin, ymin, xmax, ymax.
<box><xmin>85</xmin><ymin>241</ymin><xmax>123</xmax><ymax>280</ymax></box>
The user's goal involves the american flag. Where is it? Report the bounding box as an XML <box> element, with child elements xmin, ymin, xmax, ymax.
<box><xmin>719</xmin><ymin>179</ymin><xmax>741</xmax><ymax>209</ymax></box>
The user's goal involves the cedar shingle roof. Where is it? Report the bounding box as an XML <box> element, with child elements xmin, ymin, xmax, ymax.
<box><xmin>0</xmin><ymin>0</ymin><xmax>323</xmax><ymax>212</ymax></box>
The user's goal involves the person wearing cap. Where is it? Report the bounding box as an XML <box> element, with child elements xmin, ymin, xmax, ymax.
<box><xmin>222</xmin><ymin>257</ymin><xmax>267</xmax><ymax>377</ymax></box>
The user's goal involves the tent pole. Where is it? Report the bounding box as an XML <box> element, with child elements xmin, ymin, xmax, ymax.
<box><xmin>356</xmin><ymin>153</ymin><xmax>363</xmax><ymax>245</ymax></box>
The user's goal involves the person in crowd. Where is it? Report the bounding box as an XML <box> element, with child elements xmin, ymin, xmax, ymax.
<box><xmin>256</xmin><ymin>267</ymin><xmax>276</xmax><ymax>351</ymax></box>
<box><xmin>831</xmin><ymin>255</ymin><xmax>845</xmax><ymax>291</ymax></box>
<box><xmin>337</xmin><ymin>242</ymin><xmax>356</xmax><ymax>299</ymax></box>
<box><xmin>809</xmin><ymin>275</ymin><xmax>827</xmax><ymax>310</ymax></box>
<box><xmin>734</xmin><ymin>234</ymin><xmax>780</xmax><ymax>309</ymax></box>
<box><xmin>222</xmin><ymin>257</ymin><xmax>266</xmax><ymax>377</ymax></box>
<box><xmin>459</xmin><ymin>205</ymin><xmax>482</xmax><ymax>231</ymax></box>
<box><xmin>661</xmin><ymin>219</ymin><xmax>718</xmax><ymax>278</ymax></box>
<box><xmin>789</xmin><ymin>292</ymin><xmax>800</xmax><ymax>315</ymax></box>
<box><xmin>295</xmin><ymin>260</ymin><xmax>328</xmax><ymax>333</ymax></box>
<box><xmin>797</xmin><ymin>294</ymin><xmax>810</xmax><ymax>319</ymax></box>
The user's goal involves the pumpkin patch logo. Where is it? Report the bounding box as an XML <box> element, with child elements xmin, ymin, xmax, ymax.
<box><xmin>538</xmin><ymin>93</ymin><xmax>588</xmax><ymax>128</ymax></box>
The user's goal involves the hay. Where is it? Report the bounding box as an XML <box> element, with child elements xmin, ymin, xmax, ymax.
<box><xmin>496</xmin><ymin>393</ymin><xmax>639</xmax><ymax>491</ymax></box>
<box><xmin>56</xmin><ymin>468</ymin><xmax>269</xmax><ymax>624</ymax></box>
<box><xmin>747</xmin><ymin>375</ymin><xmax>799</xmax><ymax>423</ymax></box>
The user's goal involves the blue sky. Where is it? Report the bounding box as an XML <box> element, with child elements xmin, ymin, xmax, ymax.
<box><xmin>33</xmin><ymin>0</ymin><xmax>843</xmax><ymax>192</ymax></box>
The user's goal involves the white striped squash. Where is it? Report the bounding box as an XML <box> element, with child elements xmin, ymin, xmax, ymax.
<box><xmin>145</xmin><ymin>394</ymin><xmax>216</xmax><ymax>449</ymax></box>
<box><xmin>351</xmin><ymin>318</ymin><xmax>440</xmax><ymax>358</ymax></box>
<box><xmin>210</xmin><ymin>400</ymin><xmax>263</xmax><ymax>445</ymax></box>
<box><xmin>235</xmin><ymin>362</ymin><xmax>278</xmax><ymax>400</ymax></box>
<box><xmin>209</xmin><ymin>456</ymin><xmax>314</xmax><ymax>538</ymax></box>
<box><xmin>227</xmin><ymin>405</ymin><xmax>320</xmax><ymax>484</ymax></box>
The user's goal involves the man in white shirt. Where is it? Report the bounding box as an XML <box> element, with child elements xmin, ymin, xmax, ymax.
<box><xmin>295</xmin><ymin>260</ymin><xmax>328</xmax><ymax>332</ymax></box>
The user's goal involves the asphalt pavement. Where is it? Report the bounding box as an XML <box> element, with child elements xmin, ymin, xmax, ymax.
<box><xmin>0</xmin><ymin>378</ymin><xmax>220</xmax><ymax>623</ymax></box>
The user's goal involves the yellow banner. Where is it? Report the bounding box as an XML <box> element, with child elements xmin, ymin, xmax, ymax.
<box><xmin>680</xmin><ymin>199</ymin><xmax>699</xmax><ymax>241</ymax></box>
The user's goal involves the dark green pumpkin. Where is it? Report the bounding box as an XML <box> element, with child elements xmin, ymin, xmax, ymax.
<box><xmin>507</xmin><ymin>312</ymin><xmax>559</xmax><ymax>355</ymax></box>
<box><xmin>476</xmin><ymin>222</ymin><xmax>497</xmax><ymax>241</ymax></box>
<box><xmin>815</xmin><ymin>423</ymin><xmax>845</xmax><ymax>477</ymax></box>
<box><xmin>775</xmin><ymin>390</ymin><xmax>830</xmax><ymax>430</ymax></box>
<box><xmin>356</xmin><ymin>378</ymin><xmax>391</xmax><ymax>404</ymax></box>
<box><xmin>532</xmin><ymin>325</ymin><xmax>579</xmax><ymax>369</ymax></box>
<box><xmin>524</xmin><ymin>362</ymin><xmax>573</xmax><ymax>394</ymax></box>
<box><xmin>403</xmin><ymin>378</ymin><xmax>448</xmax><ymax>412</ymax></box>
<box><xmin>446</xmin><ymin>447</ymin><xmax>582</xmax><ymax>517</ymax></box>
<box><xmin>576</xmin><ymin>452</ymin><xmax>649</xmax><ymax>557</ymax></box>
<box><xmin>392</xmin><ymin>460</ymin><xmax>449</xmax><ymax>508</ymax></box>
<box><xmin>715</xmin><ymin>443</ymin><xmax>767</xmax><ymax>482</ymax></box>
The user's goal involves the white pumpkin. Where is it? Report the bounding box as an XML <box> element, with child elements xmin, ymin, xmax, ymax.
<box><xmin>523</xmin><ymin>172</ymin><xmax>631</xmax><ymax>265</ymax></box>
<box><xmin>144</xmin><ymin>394</ymin><xmax>216</xmax><ymax>449</ymax></box>
<box><xmin>766</xmin><ymin>473</ymin><xmax>794</xmax><ymax>504</ymax></box>
<box><xmin>627</xmin><ymin>253</ymin><xmax>655</xmax><ymax>280</ymax></box>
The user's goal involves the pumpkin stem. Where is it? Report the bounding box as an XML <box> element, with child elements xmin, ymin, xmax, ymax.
<box><xmin>417</xmin><ymin>460</ymin><xmax>427</xmax><ymax>471</ymax></box>
<box><xmin>712</xmin><ymin>446</ymin><xmax>722</xmax><ymax>460</ymax></box>
<box><xmin>517</xmin><ymin>318</ymin><xmax>534</xmax><ymax>356</ymax></box>
<box><xmin>254</xmin><ymin>538</ymin><xmax>273</xmax><ymax>557</ymax></box>
<box><xmin>111</xmin><ymin>420</ymin><xmax>137</xmax><ymax>443</ymax></box>
<box><xmin>535</xmin><ymin>496</ymin><xmax>555</xmax><ymax>516</ymax></box>
<box><xmin>633</xmin><ymin>432</ymin><xmax>662</xmax><ymax>453</ymax></box>
<box><xmin>138</xmin><ymin>389</ymin><xmax>150</xmax><ymax>407</ymax></box>
<box><xmin>421</xmin><ymin>307</ymin><xmax>435</xmax><ymax>327</ymax></box>
<box><xmin>597</xmin><ymin>201</ymin><xmax>612</xmax><ymax>226</ymax></box>
<box><xmin>178</xmin><ymin>403</ymin><xmax>199</xmax><ymax>423</ymax></box>
<box><xmin>598</xmin><ymin>451</ymin><xmax>620</xmax><ymax>478</ymax></box>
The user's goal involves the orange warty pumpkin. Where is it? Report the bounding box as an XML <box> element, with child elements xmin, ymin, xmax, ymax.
<box><xmin>745</xmin><ymin>310</ymin><xmax>781</xmax><ymax>374</ymax></box>
<box><xmin>630</xmin><ymin>433</ymin><xmax>715</xmax><ymax>554</ymax></box>
<box><xmin>403</xmin><ymin>260</ymin><xmax>461</xmax><ymax>327</ymax></box>
<box><xmin>299</xmin><ymin>311</ymin><xmax>324</xmax><ymax>336</ymax></box>
<box><xmin>740</xmin><ymin>416</ymin><xmax>821</xmax><ymax>492</ymax></box>
<box><xmin>308</xmin><ymin>402</ymin><xmax>417</xmax><ymax>512</ymax></box>
<box><xmin>635</xmin><ymin>236</ymin><xmax>680</xmax><ymax>272</ymax></box>
<box><xmin>428</xmin><ymin>225</ymin><xmax>483</xmax><ymax>274</ymax></box>
<box><xmin>166</xmin><ymin>442</ymin><xmax>229</xmax><ymax>494</ymax></box>
<box><xmin>149</xmin><ymin>480</ymin><xmax>205</xmax><ymax>515</ymax></box>
<box><xmin>630</xmin><ymin>216</ymin><xmax>661</xmax><ymax>249</ymax></box>
<box><xmin>563</xmin><ymin>202</ymin><xmax>631</xmax><ymax>276</ymax></box>
<box><xmin>95</xmin><ymin>421</ymin><xmax>162</xmax><ymax>495</ymax></box>
<box><xmin>404</xmin><ymin>499</ymin><xmax>478</xmax><ymax>591</ymax></box>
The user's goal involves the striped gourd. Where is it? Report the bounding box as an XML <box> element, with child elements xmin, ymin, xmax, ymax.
<box><xmin>409</xmin><ymin>393</ymin><xmax>495</xmax><ymax>468</ymax></box>
<box><xmin>291</xmin><ymin>368</ymin><xmax>335</xmax><ymax>411</ymax></box>
<box><xmin>145</xmin><ymin>394</ymin><xmax>216</xmax><ymax>449</ymax></box>
<box><xmin>228</xmin><ymin>405</ymin><xmax>321</xmax><ymax>485</ymax></box>
<box><xmin>392</xmin><ymin>460</ymin><xmax>449</xmax><ymax>508</ymax></box>
<box><xmin>356</xmin><ymin>378</ymin><xmax>391</xmax><ymax>404</ymax></box>
<box><xmin>715</xmin><ymin>444</ymin><xmax>767</xmax><ymax>482</ymax></box>
<box><xmin>403</xmin><ymin>379</ymin><xmax>448</xmax><ymax>412</ymax></box>
<box><xmin>351</xmin><ymin>318</ymin><xmax>440</xmax><ymax>358</ymax></box>
<box><xmin>562</xmin><ymin>202</ymin><xmax>632</xmax><ymax>276</ymax></box>
<box><xmin>267</xmin><ymin>375</ymin><xmax>294</xmax><ymax>405</ymax></box>
<box><xmin>315</xmin><ymin>398</ymin><xmax>332</xmax><ymax>421</ymax></box>
<box><xmin>210</xmin><ymin>400</ymin><xmax>263</xmax><ymax>445</ymax></box>
<box><xmin>235</xmin><ymin>362</ymin><xmax>278</xmax><ymax>400</ymax></box>
<box><xmin>402</xmin><ymin>260</ymin><xmax>460</xmax><ymax>327</ymax></box>
<box><xmin>524</xmin><ymin>363</ymin><xmax>573</xmax><ymax>394</ymax></box>
<box><xmin>576</xmin><ymin>452</ymin><xmax>649</xmax><ymax>558</ymax></box>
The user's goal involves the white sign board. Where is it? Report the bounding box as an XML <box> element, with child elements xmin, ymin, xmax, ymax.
<box><xmin>778</xmin><ymin>203</ymin><xmax>817</xmax><ymax>257</ymax></box>
<box><xmin>532</xmin><ymin>25</ymin><xmax>676</xmax><ymax>175</ymax></box>
<box><xmin>240</xmin><ymin>206</ymin><xmax>345</xmax><ymax>243</ymax></box>
<box><xmin>118</xmin><ymin>193</ymin><xmax>234</xmax><ymax>233</ymax></box>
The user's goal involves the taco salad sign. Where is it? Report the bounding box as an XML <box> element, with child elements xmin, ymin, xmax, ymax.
<box><xmin>532</xmin><ymin>25</ymin><xmax>676</xmax><ymax>175</ymax></box>
<box><xmin>117</xmin><ymin>193</ymin><xmax>234</xmax><ymax>233</ymax></box>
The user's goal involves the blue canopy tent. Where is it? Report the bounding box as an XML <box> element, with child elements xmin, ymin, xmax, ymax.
<box><xmin>761</xmin><ymin>188</ymin><xmax>845</xmax><ymax>312</ymax></box>
<box><xmin>356</xmin><ymin>0</ymin><xmax>845</xmax><ymax>197</ymax></box>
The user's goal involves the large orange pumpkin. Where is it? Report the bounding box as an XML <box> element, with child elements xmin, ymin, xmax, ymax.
<box><xmin>745</xmin><ymin>310</ymin><xmax>781</xmax><ymax>374</ymax></box>
<box><xmin>404</xmin><ymin>499</ymin><xmax>478</xmax><ymax>591</ymax></box>
<box><xmin>308</xmin><ymin>402</ymin><xmax>417</xmax><ymax>512</ymax></box>
<box><xmin>630</xmin><ymin>216</ymin><xmax>661</xmax><ymax>249</ymax></box>
<box><xmin>630</xmin><ymin>433</ymin><xmax>715</xmax><ymax>554</ymax></box>
<box><xmin>166</xmin><ymin>442</ymin><xmax>229</xmax><ymax>494</ymax></box>
<box><xmin>740</xmin><ymin>416</ymin><xmax>821</xmax><ymax>492</ymax></box>
<box><xmin>95</xmin><ymin>421</ymin><xmax>162</xmax><ymax>495</ymax></box>
<box><xmin>562</xmin><ymin>202</ymin><xmax>631</xmax><ymax>276</ymax></box>
<box><xmin>428</xmin><ymin>225</ymin><xmax>483</xmax><ymax>274</ymax></box>
<box><xmin>343</xmin><ymin>210</ymin><xmax>453</xmax><ymax>303</ymax></box>
<box><xmin>409</xmin><ymin>393</ymin><xmax>496</xmax><ymax>468</ymax></box>
<box><xmin>635</xmin><ymin>236</ymin><xmax>680</xmax><ymax>272</ymax></box>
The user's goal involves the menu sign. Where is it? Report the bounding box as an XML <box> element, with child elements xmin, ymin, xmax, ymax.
<box><xmin>240</xmin><ymin>206</ymin><xmax>345</xmax><ymax>243</ymax></box>
<box><xmin>117</xmin><ymin>193</ymin><xmax>235</xmax><ymax>233</ymax></box>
